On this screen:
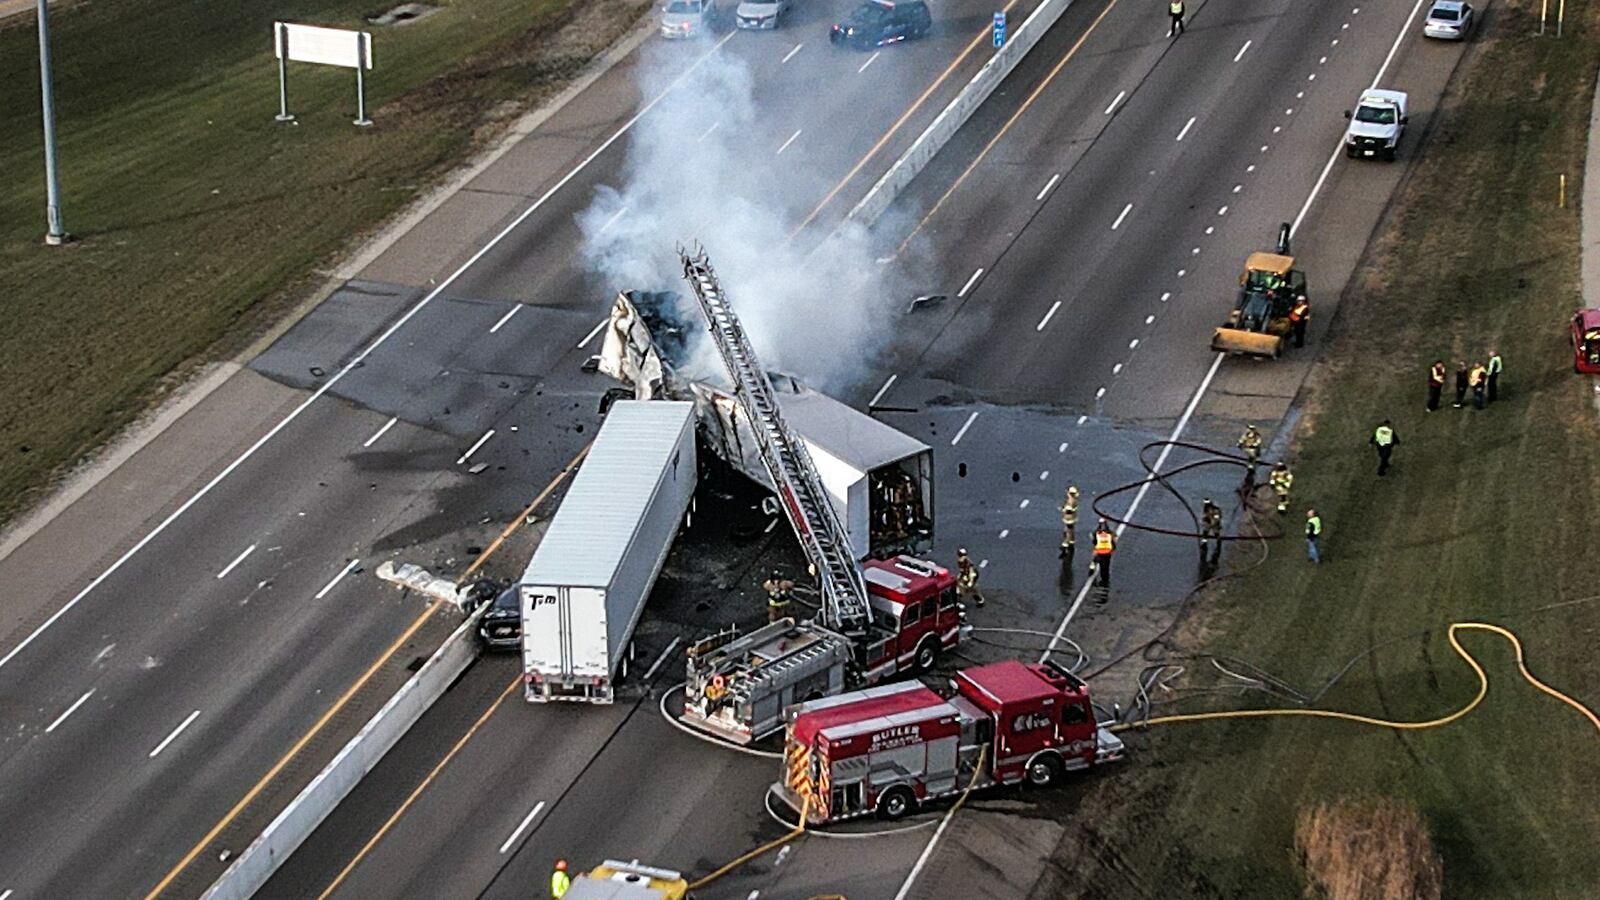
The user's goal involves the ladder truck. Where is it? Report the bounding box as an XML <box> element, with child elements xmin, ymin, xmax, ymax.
<box><xmin>677</xmin><ymin>249</ymin><xmax>968</xmax><ymax>745</ymax></box>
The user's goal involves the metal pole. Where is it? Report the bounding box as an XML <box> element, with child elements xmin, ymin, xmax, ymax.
<box><xmin>1557</xmin><ymin>0</ymin><xmax>1565</xmax><ymax>37</ymax></box>
<box><xmin>353</xmin><ymin>34</ymin><xmax>372</xmax><ymax>126</ymax></box>
<box><xmin>1540</xmin><ymin>0</ymin><xmax>1548</xmax><ymax>34</ymax></box>
<box><xmin>274</xmin><ymin>25</ymin><xmax>294</xmax><ymax>122</ymax></box>
<box><xmin>36</xmin><ymin>0</ymin><xmax>68</xmax><ymax>245</ymax></box>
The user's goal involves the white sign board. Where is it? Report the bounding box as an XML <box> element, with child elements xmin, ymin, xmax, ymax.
<box><xmin>274</xmin><ymin>22</ymin><xmax>372</xmax><ymax>70</ymax></box>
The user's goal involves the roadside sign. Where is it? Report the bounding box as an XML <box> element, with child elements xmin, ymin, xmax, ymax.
<box><xmin>993</xmin><ymin>11</ymin><xmax>1006</xmax><ymax>47</ymax></box>
<box><xmin>271</xmin><ymin>22</ymin><xmax>376</xmax><ymax>126</ymax></box>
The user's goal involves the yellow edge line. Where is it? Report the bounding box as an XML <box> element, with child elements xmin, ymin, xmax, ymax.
<box><xmin>897</xmin><ymin>0</ymin><xmax>1125</xmax><ymax>256</ymax></box>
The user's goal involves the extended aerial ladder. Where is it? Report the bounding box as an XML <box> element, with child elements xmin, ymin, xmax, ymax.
<box><xmin>679</xmin><ymin>249</ymin><xmax>871</xmax><ymax>637</ymax></box>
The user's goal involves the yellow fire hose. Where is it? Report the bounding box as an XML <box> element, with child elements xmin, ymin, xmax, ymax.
<box><xmin>1110</xmin><ymin>622</ymin><xmax>1600</xmax><ymax>736</ymax></box>
<box><xmin>688</xmin><ymin>796</ymin><xmax>810</xmax><ymax>890</ymax></box>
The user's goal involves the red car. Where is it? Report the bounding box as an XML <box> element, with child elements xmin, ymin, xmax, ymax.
<box><xmin>1573</xmin><ymin>309</ymin><xmax>1600</xmax><ymax>373</ymax></box>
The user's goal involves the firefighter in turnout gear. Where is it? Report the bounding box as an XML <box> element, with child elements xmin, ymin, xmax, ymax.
<box><xmin>1201</xmin><ymin>498</ymin><xmax>1223</xmax><ymax>565</ymax></box>
<box><xmin>957</xmin><ymin>548</ymin><xmax>984</xmax><ymax>607</ymax></box>
<box><xmin>551</xmin><ymin>860</ymin><xmax>570</xmax><ymax>899</ymax></box>
<box><xmin>1059</xmin><ymin>485</ymin><xmax>1080</xmax><ymax>558</ymax></box>
<box><xmin>1091</xmin><ymin>521</ymin><xmax>1116</xmax><ymax>590</ymax></box>
<box><xmin>763</xmin><ymin>570</ymin><xmax>794</xmax><ymax>624</ymax></box>
<box><xmin>1269</xmin><ymin>462</ymin><xmax>1293</xmax><ymax>514</ymax></box>
<box><xmin>1237</xmin><ymin>424</ymin><xmax>1263</xmax><ymax>463</ymax></box>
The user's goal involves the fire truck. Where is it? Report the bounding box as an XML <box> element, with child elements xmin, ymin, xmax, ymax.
<box><xmin>773</xmin><ymin>659</ymin><xmax>1125</xmax><ymax>823</ymax></box>
<box><xmin>673</xmin><ymin>250</ymin><xmax>970</xmax><ymax>744</ymax></box>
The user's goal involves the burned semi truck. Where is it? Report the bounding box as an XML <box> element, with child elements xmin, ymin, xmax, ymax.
<box><xmin>598</xmin><ymin>290</ymin><xmax>933</xmax><ymax>560</ymax></box>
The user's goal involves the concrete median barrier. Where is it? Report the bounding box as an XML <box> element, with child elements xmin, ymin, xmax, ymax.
<box><xmin>848</xmin><ymin>0</ymin><xmax>1075</xmax><ymax>227</ymax></box>
<box><xmin>200</xmin><ymin>608</ymin><xmax>484</xmax><ymax>900</ymax></box>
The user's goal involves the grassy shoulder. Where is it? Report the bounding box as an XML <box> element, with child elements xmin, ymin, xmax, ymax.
<box><xmin>1037</xmin><ymin>6</ymin><xmax>1600</xmax><ymax>899</ymax></box>
<box><xmin>0</xmin><ymin>0</ymin><xmax>648</xmax><ymax>525</ymax></box>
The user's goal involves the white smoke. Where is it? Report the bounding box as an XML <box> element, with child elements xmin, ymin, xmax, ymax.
<box><xmin>576</xmin><ymin>36</ymin><xmax>913</xmax><ymax>393</ymax></box>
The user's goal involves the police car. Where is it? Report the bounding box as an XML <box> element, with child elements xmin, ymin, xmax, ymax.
<box><xmin>830</xmin><ymin>0</ymin><xmax>932</xmax><ymax>48</ymax></box>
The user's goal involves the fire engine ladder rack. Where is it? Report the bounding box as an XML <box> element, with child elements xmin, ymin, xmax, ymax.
<box><xmin>680</xmin><ymin>249</ymin><xmax>871</xmax><ymax>637</ymax></box>
<box><xmin>729</xmin><ymin>639</ymin><xmax>844</xmax><ymax>699</ymax></box>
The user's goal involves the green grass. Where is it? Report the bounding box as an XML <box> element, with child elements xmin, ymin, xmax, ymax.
<box><xmin>1034</xmin><ymin>4</ymin><xmax>1600</xmax><ymax>897</ymax></box>
<box><xmin>0</xmin><ymin>0</ymin><xmax>646</xmax><ymax>525</ymax></box>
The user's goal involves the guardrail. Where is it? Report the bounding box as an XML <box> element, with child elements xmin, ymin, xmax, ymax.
<box><xmin>847</xmin><ymin>0</ymin><xmax>1076</xmax><ymax>226</ymax></box>
<box><xmin>201</xmin><ymin>608</ymin><xmax>484</xmax><ymax>900</ymax></box>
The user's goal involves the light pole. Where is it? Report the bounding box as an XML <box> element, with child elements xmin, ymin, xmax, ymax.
<box><xmin>37</xmin><ymin>0</ymin><xmax>69</xmax><ymax>245</ymax></box>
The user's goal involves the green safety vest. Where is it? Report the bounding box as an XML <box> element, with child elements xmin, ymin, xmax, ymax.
<box><xmin>1373</xmin><ymin>426</ymin><xmax>1394</xmax><ymax>446</ymax></box>
<box><xmin>1170</xmin><ymin>1</ymin><xmax>1183</xmax><ymax>12</ymax></box>
<box><xmin>1306</xmin><ymin>516</ymin><xmax>1322</xmax><ymax>538</ymax></box>
<box><xmin>552</xmin><ymin>871</ymin><xmax>571</xmax><ymax>898</ymax></box>
<box><xmin>1488</xmin><ymin>354</ymin><xmax>1503</xmax><ymax>375</ymax></box>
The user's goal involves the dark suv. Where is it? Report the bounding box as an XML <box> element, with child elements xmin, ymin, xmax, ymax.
<box><xmin>461</xmin><ymin>580</ymin><xmax>522</xmax><ymax>651</ymax></box>
<box><xmin>830</xmin><ymin>0</ymin><xmax>931</xmax><ymax>48</ymax></box>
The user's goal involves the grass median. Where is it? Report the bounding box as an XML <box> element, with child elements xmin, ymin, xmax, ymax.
<box><xmin>0</xmin><ymin>0</ymin><xmax>649</xmax><ymax>526</ymax></box>
<box><xmin>1034</xmin><ymin>5</ymin><xmax>1600</xmax><ymax>898</ymax></box>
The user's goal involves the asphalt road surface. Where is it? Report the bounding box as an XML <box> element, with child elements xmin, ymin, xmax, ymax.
<box><xmin>256</xmin><ymin>0</ymin><xmax>1480</xmax><ymax>898</ymax></box>
<box><xmin>0</xmin><ymin>3</ymin><xmax>1033</xmax><ymax>897</ymax></box>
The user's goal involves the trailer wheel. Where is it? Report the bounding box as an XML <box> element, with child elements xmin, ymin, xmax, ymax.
<box><xmin>1026</xmin><ymin>754</ymin><xmax>1063</xmax><ymax>788</ymax></box>
<box><xmin>914</xmin><ymin>638</ymin><xmax>939</xmax><ymax>672</ymax></box>
<box><xmin>877</xmin><ymin>786</ymin><xmax>918</xmax><ymax>820</ymax></box>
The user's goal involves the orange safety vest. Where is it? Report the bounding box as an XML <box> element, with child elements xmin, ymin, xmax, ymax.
<box><xmin>1290</xmin><ymin>300</ymin><xmax>1309</xmax><ymax>322</ymax></box>
<box><xmin>1093</xmin><ymin>530</ymin><xmax>1115</xmax><ymax>555</ymax></box>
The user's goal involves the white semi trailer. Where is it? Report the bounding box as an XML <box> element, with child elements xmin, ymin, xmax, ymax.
<box><xmin>520</xmin><ymin>400</ymin><xmax>697</xmax><ymax>703</ymax></box>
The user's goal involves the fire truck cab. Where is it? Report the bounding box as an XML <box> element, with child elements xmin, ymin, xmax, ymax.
<box><xmin>1573</xmin><ymin>308</ymin><xmax>1600</xmax><ymax>374</ymax></box>
<box><xmin>776</xmin><ymin>660</ymin><xmax>1124</xmax><ymax>824</ymax></box>
<box><xmin>859</xmin><ymin>555</ymin><xmax>967</xmax><ymax>677</ymax></box>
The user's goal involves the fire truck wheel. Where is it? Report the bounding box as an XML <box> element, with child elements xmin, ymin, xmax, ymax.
<box><xmin>914</xmin><ymin>638</ymin><xmax>939</xmax><ymax>672</ymax></box>
<box><xmin>1025</xmin><ymin>754</ymin><xmax>1063</xmax><ymax>788</ymax></box>
<box><xmin>877</xmin><ymin>786</ymin><xmax>918</xmax><ymax>821</ymax></box>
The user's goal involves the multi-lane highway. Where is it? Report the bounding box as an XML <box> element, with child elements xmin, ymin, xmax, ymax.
<box><xmin>0</xmin><ymin>3</ymin><xmax>1039</xmax><ymax>897</ymax></box>
<box><xmin>240</xmin><ymin>0</ymin><xmax>1482</xmax><ymax>898</ymax></box>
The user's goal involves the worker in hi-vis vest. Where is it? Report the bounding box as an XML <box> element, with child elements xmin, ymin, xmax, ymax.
<box><xmin>551</xmin><ymin>860</ymin><xmax>570</xmax><ymax>899</ymax></box>
<box><xmin>1168</xmin><ymin>0</ymin><xmax>1185</xmax><ymax>36</ymax></box>
<box><xmin>1092</xmin><ymin>521</ymin><xmax>1116</xmax><ymax>589</ymax></box>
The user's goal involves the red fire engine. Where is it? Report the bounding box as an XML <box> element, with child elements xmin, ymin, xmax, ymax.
<box><xmin>775</xmin><ymin>659</ymin><xmax>1125</xmax><ymax>823</ymax></box>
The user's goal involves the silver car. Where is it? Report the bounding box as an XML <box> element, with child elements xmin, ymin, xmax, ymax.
<box><xmin>736</xmin><ymin>0</ymin><xmax>790</xmax><ymax>29</ymax></box>
<box><xmin>661</xmin><ymin>0</ymin><xmax>715</xmax><ymax>38</ymax></box>
<box><xmin>1422</xmin><ymin>0</ymin><xmax>1473</xmax><ymax>39</ymax></box>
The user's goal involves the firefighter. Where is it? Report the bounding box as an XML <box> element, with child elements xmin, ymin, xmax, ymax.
<box><xmin>1237</xmin><ymin>424</ymin><xmax>1263</xmax><ymax>463</ymax></box>
<box><xmin>1058</xmin><ymin>485</ymin><xmax>1080</xmax><ymax>558</ymax></box>
<box><xmin>1091</xmin><ymin>520</ymin><xmax>1116</xmax><ymax>589</ymax></box>
<box><xmin>1201</xmin><ymin>497</ymin><xmax>1223</xmax><ymax>565</ymax></box>
<box><xmin>1426</xmin><ymin>359</ymin><xmax>1446</xmax><ymax>412</ymax></box>
<box><xmin>1370</xmin><ymin>419</ymin><xmax>1398</xmax><ymax>476</ymax></box>
<box><xmin>551</xmin><ymin>860</ymin><xmax>571</xmax><ymax>899</ymax></box>
<box><xmin>1268</xmin><ymin>462</ymin><xmax>1293</xmax><ymax>514</ymax></box>
<box><xmin>1289</xmin><ymin>296</ymin><xmax>1310</xmax><ymax>348</ymax></box>
<box><xmin>956</xmin><ymin>548</ymin><xmax>984</xmax><ymax>607</ymax></box>
<box><xmin>1168</xmin><ymin>0</ymin><xmax>1185</xmax><ymax>35</ymax></box>
<box><xmin>763</xmin><ymin>569</ymin><xmax>794</xmax><ymax>624</ymax></box>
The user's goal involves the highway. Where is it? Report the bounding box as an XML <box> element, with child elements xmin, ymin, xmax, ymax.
<box><xmin>252</xmin><ymin>0</ymin><xmax>1481</xmax><ymax>898</ymax></box>
<box><xmin>0</xmin><ymin>3</ymin><xmax>1032</xmax><ymax>897</ymax></box>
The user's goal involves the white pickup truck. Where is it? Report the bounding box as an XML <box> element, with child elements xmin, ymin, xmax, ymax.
<box><xmin>1343</xmin><ymin>89</ymin><xmax>1409</xmax><ymax>161</ymax></box>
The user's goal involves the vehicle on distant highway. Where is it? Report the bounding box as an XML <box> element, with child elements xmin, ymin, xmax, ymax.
<box><xmin>660</xmin><ymin>0</ymin><xmax>716</xmax><ymax>39</ymax></box>
<box><xmin>1343</xmin><ymin>90</ymin><xmax>1409</xmax><ymax>160</ymax></box>
<box><xmin>1572</xmin><ymin>308</ymin><xmax>1600</xmax><ymax>373</ymax></box>
<box><xmin>1423</xmin><ymin>0</ymin><xmax>1474</xmax><ymax>39</ymax></box>
<box><xmin>829</xmin><ymin>0</ymin><xmax>931</xmax><ymax>48</ymax></box>
<box><xmin>773</xmin><ymin>659</ymin><xmax>1125</xmax><ymax>823</ymax></box>
<box><xmin>736</xmin><ymin>0</ymin><xmax>790</xmax><ymax>29</ymax></box>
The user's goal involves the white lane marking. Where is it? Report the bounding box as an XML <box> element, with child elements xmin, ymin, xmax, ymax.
<box><xmin>1060</xmin><ymin>441</ymin><xmax>1070</xmax><ymax>451</ymax></box>
<box><xmin>1232</xmin><ymin>184</ymin><xmax>1242</xmax><ymax>193</ymax></box>
<box><xmin>149</xmin><ymin>710</ymin><xmax>201</xmax><ymax>758</ymax></box>
<box><xmin>1319</xmin><ymin>55</ymin><xmax>1328</xmax><ymax>64</ymax></box>
<box><xmin>1111</xmin><ymin>203</ymin><xmax>1133</xmax><ymax>230</ymax></box>
<box><xmin>315</xmin><ymin>559</ymin><xmax>361</xmax><ymax>600</ymax></box>
<box><xmin>1095</xmin><ymin>386</ymin><xmax>1106</xmax><ymax>398</ymax></box>
<box><xmin>1</xmin><ymin>888</ymin><xmax>13</xmax><ymax>900</ymax></box>
<box><xmin>776</xmin><ymin>129</ymin><xmax>803</xmax><ymax>155</ymax></box>
<box><xmin>577</xmin><ymin>318</ymin><xmax>607</xmax><ymax>349</ymax></box>
<box><xmin>1145</xmin><ymin>314</ymin><xmax>1156</xmax><ymax>324</ymax></box>
<box><xmin>1297</xmin><ymin>91</ymin><xmax>1305</xmax><ymax>99</ymax></box>
<box><xmin>457</xmin><ymin>430</ymin><xmax>495</xmax><ymax>465</ymax></box>
<box><xmin>1233</xmin><ymin>39</ymin><xmax>1251</xmax><ymax>62</ymax></box>
<box><xmin>1112</xmin><ymin>363</ymin><xmax>1123</xmax><ymax>375</ymax></box>
<box><xmin>1160</xmin><ymin>291</ymin><xmax>1171</xmax><ymax>302</ymax></box>
<box><xmin>998</xmin><ymin>529</ymin><xmax>1009</xmax><ymax>539</ymax></box>
<box><xmin>0</xmin><ymin>34</ymin><xmax>741</xmax><ymax>679</ymax></box>
<box><xmin>46</xmin><ymin>689</ymin><xmax>95</xmax><ymax>733</ymax></box>
<box><xmin>1353</xmin><ymin>5</ymin><xmax>1360</xmax><ymax>12</ymax></box>
<box><xmin>1247</xmin><ymin>164</ymin><xmax>1256</xmax><ymax>172</ymax></box>
<box><xmin>1104</xmin><ymin>90</ymin><xmax>1126</xmax><ymax>115</ymax></box>
<box><xmin>1074</xmin><ymin>417</ymin><xmax>1085</xmax><ymax>427</ymax></box>
<box><xmin>951</xmin><ymin>412</ymin><xmax>979</xmax><ymax>446</ymax></box>
<box><xmin>979</xmin><ymin>559</ymin><xmax>989</xmax><ymax>569</ymax></box>
<box><xmin>858</xmin><ymin>51</ymin><xmax>881</xmax><ymax>73</ymax></box>
<box><xmin>499</xmin><ymin>800</ymin><xmax>546</xmax><ymax>854</ymax></box>
<box><xmin>216</xmin><ymin>544</ymin><xmax>256</xmax><ymax>580</ymax></box>
<box><xmin>1175</xmin><ymin>116</ymin><xmax>1196</xmax><ymax>141</ymax></box>
<box><xmin>1205</xmin><ymin>226</ymin><xmax>1214</xmax><ymax>235</ymax></box>
<box><xmin>1177</xmin><ymin>269</ymin><xmax>1187</xmax><ymax>277</ymax></box>
<box><xmin>1218</xmin><ymin>205</ymin><xmax>1228</xmax><ymax>216</ymax></box>
<box><xmin>1036</xmin><ymin>300</ymin><xmax>1062</xmax><ymax>332</ymax></box>
<box><xmin>1342</xmin><ymin>22</ymin><xmax>1349</xmax><ymax>29</ymax></box>
<box><xmin>1332</xmin><ymin>38</ymin><xmax>1339</xmax><ymax>45</ymax></box>
<box><xmin>1273</xmin><ymin>126</ymin><xmax>1282</xmax><ymax>134</ymax></box>
<box><xmin>782</xmin><ymin>43</ymin><xmax>803</xmax><ymax>63</ymax></box>
<box><xmin>489</xmin><ymin>306</ymin><xmax>521</xmax><ymax>334</ymax></box>
<box><xmin>1308</xmin><ymin>72</ymin><xmax>1317</xmax><ymax>81</ymax></box>
<box><xmin>363</xmin><ymin>416</ymin><xmax>398</xmax><ymax>448</ymax></box>
<box><xmin>1036</xmin><ymin>173</ymin><xmax>1062</xmax><ymax>201</ymax></box>
<box><xmin>644</xmin><ymin>637</ymin><xmax>684</xmax><ymax>682</ymax></box>
<box><xmin>698</xmin><ymin>120</ymin><xmax>721</xmax><ymax>142</ymax></box>
<box><xmin>595</xmin><ymin>205</ymin><xmax>628</xmax><ymax>236</ymax></box>
<box><xmin>1192</xmin><ymin>247</ymin><xmax>1201</xmax><ymax>255</ymax></box>
<box><xmin>1128</xmin><ymin>339</ymin><xmax>1139</xmax><ymax>350</ymax></box>
<box><xmin>1040</xmin><ymin>471</ymin><xmax>1049</xmax><ymax>480</ymax></box>
<box><xmin>1261</xmin><ymin>144</ymin><xmax>1270</xmax><ymax>152</ymax></box>
<box><xmin>1019</xmin><ymin>499</ymin><xmax>1030</xmax><ymax>509</ymax></box>
<box><xmin>958</xmin><ymin>268</ymin><xmax>985</xmax><ymax>297</ymax></box>
<box><xmin>870</xmin><ymin>374</ymin><xmax>899</xmax><ymax>407</ymax></box>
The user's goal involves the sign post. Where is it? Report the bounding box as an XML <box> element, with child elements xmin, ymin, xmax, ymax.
<box><xmin>992</xmin><ymin>11</ymin><xmax>1006</xmax><ymax>48</ymax></box>
<box><xmin>272</xmin><ymin>22</ymin><xmax>375</xmax><ymax>126</ymax></box>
